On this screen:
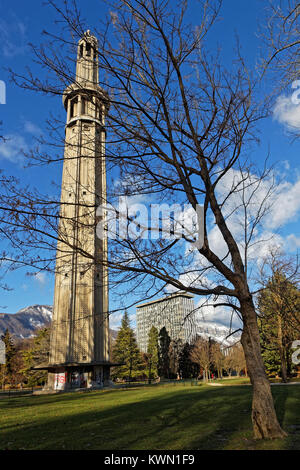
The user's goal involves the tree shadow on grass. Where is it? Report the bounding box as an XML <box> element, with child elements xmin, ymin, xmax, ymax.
<box><xmin>272</xmin><ymin>386</ymin><xmax>289</xmax><ymax>427</ymax></box>
<box><xmin>272</xmin><ymin>386</ymin><xmax>300</xmax><ymax>450</ymax></box>
<box><xmin>0</xmin><ymin>385</ymin><xmax>257</xmax><ymax>450</ymax></box>
<box><xmin>0</xmin><ymin>388</ymin><xmax>128</xmax><ymax>410</ymax></box>
<box><xmin>1</xmin><ymin>384</ymin><xmax>296</xmax><ymax>450</ymax></box>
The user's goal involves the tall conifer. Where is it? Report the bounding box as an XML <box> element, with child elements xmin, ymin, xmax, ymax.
<box><xmin>146</xmin><ymin>326</ymin><xmax>159</xmax><ymax>380</ymax></box>
<box><xmin>111</xmin><ymin>311</ymin><xmax>145</xmax><ymax>380</ymax></box>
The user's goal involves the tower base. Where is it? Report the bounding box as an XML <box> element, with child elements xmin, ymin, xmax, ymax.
<box><xmin>33</xmin><ymin>361</ymin><xmax>116</xmax><ymax>392</ymax></box>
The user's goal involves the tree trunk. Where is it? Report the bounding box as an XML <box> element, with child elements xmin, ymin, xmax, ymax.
<box><xmin>286</xmin><ymin>347</ymin><xmax>292</xmax><ymax>378</ymax></box>
<box><xmin>277</xmin><ymin>316</ymin><xmax>288</xmax><ymax>383</ymax></box>
<box><xmin>280</xmin><ymin>349</ymin><xmax>288</xmax><ymax>383</ymax></box>
<box><xmin>148</xmin><ymin>361</ymin><xmax>152</xmax><ymax>385</ymax></box>
<box><xmin>240</xmin><ymin>297</ymin><xmax>287</xmax><ymax>439</ymax></box>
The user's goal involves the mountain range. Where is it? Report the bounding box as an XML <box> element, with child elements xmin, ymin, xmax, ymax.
<box><xmin>195</xmin><ymin>319</ymin><xmax>241</xmax><ymax>347</ymax></box>
<box><xmin>0</xmin><ymin>305</ymin><xmax>53</xmax><ymax>340</ymax></box>
<box><xmin>0</xmin><ymin>305</ymin><xmax>118</xmax><ymax>342</ymax></box>
<box><xmin>0</xmin><ymin>304</ymin><xmax>241</xmax><ymax>348</ymax></box>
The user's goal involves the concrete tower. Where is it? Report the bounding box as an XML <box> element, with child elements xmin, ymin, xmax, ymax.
<box><xmin>44</xmin><ymin>31</ymin><xmax>111</xmax><ymax>390</ymax></box>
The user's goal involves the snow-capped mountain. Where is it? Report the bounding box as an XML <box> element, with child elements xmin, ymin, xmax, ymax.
<box><xmin>196</xmin><ymin>320</ymin><xmax>241</xmax><ymax>347</ymax></box>
<box><xmin>0</xmin><ymin>305</ymin><xmax>53</xmax><ymax>340</ymax></box>
<box><xmin>0</xmin><ymin>305</ymin><xmax>118</xmax><ymax>342</ymax></box>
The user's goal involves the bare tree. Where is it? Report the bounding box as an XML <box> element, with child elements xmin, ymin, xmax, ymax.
<box><xmin>211</xmin><ymin>342</ymin><xmax>224</xmax><ymax>379</ymax></box>
<box><xmin>231</xmin><ymin>343</ymin><xmax>247</xmax><ymax>377</ymax></box>
<box><xmin>0</xmin><ymin>0</ymin><xmax>289</xmax><ymax>438</ymax></box>
<box><xmin>190</xmin><ymin>337</ymin><xmax>211</xmax><ymax>382</ymax></box>
<box><xmin>223</xmin><ymin>347</ymin><xmax>235</xmax><ymax>377</ymax></box>
<box><xmin>262</xmin><ymin>1</ymin><xmax>300</xmax><ymax>87</ymax></box>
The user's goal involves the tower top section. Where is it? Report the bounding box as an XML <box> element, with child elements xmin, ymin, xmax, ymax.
<box><xmin>62</xmin><ymin>30</ymin><xmax>109</xmax><ymax>116</ymax></box>
<box><xmin>76</xmin><ymin>30</ymin><xmax>99</xmax><ymax>86</ymax></box>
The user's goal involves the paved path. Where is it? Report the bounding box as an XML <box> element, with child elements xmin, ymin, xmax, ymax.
<box><xmin>208</xmin><ymin>381</ymin><xmax>300</xmax><ymax>387</ymax></box>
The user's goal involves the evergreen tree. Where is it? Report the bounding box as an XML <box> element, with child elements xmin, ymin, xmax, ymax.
<box><xmin>21</xmin><ymin>328</ymin><xmax>50</xmax><ymax>387</ymax></box>
<box><xmin>169</xmin><ymin>339</ymin><xmax>183</xmax><ymax>378</ymax></box>
<box><xmin>158</xmin><ymin>327</ymin><xmax>171</xmax><ymax>378</ymax></box>
<box><xmin>146</xmin><ymin>326</ymin><xmax>159</xmax><ymax>381</ymax></box>
<box><xmin>1</xmin><ymin>329</ymin><xmax>16</xmax><ymax>387</ymax></box>
<box><xmin>258</xmin><ymin>271</ymin><xmax>300</xmax><ymax>382</ymax></box>
<box><xmin>178</xmin><ymin>342</ymin><xmax>199</xmax><ymax>378</ymax></box>
<box><xmin>10</xmin><ymin>344</ymin><xmax>26</xmax><ymax>388</ymax></box>
<box><xmin>111</xmin><ymin>311</ymin><xmax>145</xmax><ymax>381</ymax></box>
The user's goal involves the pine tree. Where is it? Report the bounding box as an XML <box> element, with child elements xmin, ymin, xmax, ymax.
<box><xmin>178</xmin><ymin>342</ymin><xmax>199</xmax><ymax>379</ymax></box>
<box><xmin>146</xmin><ymin>326</ymin><xmax>159</xmax><ymax>381</ymax></box>
<box><xmin>158</xmin><ymin>327</ymin><xmax>171</xmax><ymax>378</ymax></box>
<box><xmin>169</xmin><ymin>339</ymin><xmax>183</xmax><ymax>378</ymax></box>
<box><xmin>111</xmin><ymin>311</ymin><xmax>145</xmax><ymax>381</ymax></box>
<box><xmin>1</xmin><ymin>329</ymin><xmax>16</xmax><ymax>387</ymax></box>
<box><xmin>258</xmin><ymin>271</ymin><xmax>300</xmax><ymax>381</ymax></box>
<box><xmin>21</xmin><ymin>328</ymin><xmax>50</xmax><ymax>387</ymax></box>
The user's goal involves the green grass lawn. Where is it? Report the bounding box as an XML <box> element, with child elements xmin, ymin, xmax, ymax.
<box><xmin>213</xmin><ymin>376</ymin><xmax>300</xmax><ymax>385</ymax></box>
<box><xmin>214</xmin><ymin>377</ymin><xmax>251</xmax><ymax>385</ymax></box>
<box><xmin>0</xmin><ymin>383</ymin><xmax>299</xmax><ymax>450</ymax></box>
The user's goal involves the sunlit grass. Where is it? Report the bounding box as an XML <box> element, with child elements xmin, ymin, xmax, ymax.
<box><xmin>0</xmin><ymin>383</ymin><xmax>299</xmax><ymax>450</ymax></box>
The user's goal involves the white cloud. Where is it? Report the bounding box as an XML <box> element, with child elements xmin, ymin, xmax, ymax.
<box><xmin>286</xmin><ymin>234</ymin><xmax>300</xmax><ymax>250</ymax></box>
<box><xmin>264</xmin><ymin>179</ymin><xmax>300</xmax><ymax>229</ymax></box>
<box><xmin>195</xmin><ymin>298</ymin><xmax>242</xmax><ymax>331</ymax></box>
<box><xmin>163</xmin><ymin>166</ymin><xmax>300</xmax><ymax>302</ymax></box>
<box><xmin>207</xmin><ymin>224</ymin><xmax>228</xmax><ymax>260</ymax></box>
<box><xmin>282</xmin><ymin>160</ymin><xmax>290</xmax><ymax>171</ymax></box>
<box><xmin>24</xmin><ymin>120</ymin><xmax>42</xmax><ymax>136</ymax></box>
<box><xmin>142</xmin><ymin>167</ymin><xmax>300</xmax><ymax>330</ymax></box>
<box><xmin>114</xmin><ymin>175</ymin><xmax>150</xmax><ymax>203</ymax></box>
<box><xmin>109</xmin><ymin>312</ymin><xmax>123</xmax><ymax>330</ymax></box>
<box><xmin>214</xmin><ymin>167</ymin><xmax>300</xmax><ymax>255</ymax></box>
<box><xmin>173</xmin><ymin>272</ymin><xmax>216</xmax><ymax>292</ymax></box>
<box><xmin>34</xmin><ymin>272</ymin><xmax>47</xmax><ymax>285</ymax></box>
<box><xmin>247</xmin><ymin>231</ymin><xmax>284</xmax><ymax>261</ymax></box>
<box><xmin>273</xmin><ymin>95</ymin><xmax>300</xmax><ymax>131</ymax></box>
<box><xmin>0</xmin><ymin>134</ymin><xmax>27</xmax><ymax>163</ymax></box>
<box><xmin>109</xmin><ymin>311</ymin><xmax>136</xmax><ymax>330</ymax></box>
<box><xmin>0</xmin><ymin>17</ymin><xmax>27</xmax><ymax>58</ymax></box>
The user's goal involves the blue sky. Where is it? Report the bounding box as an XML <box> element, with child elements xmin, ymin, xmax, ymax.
<box><xmin>0</xmin><ymin>0</ymin><xmax>299</xmax><ymax>329</ymax></box>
